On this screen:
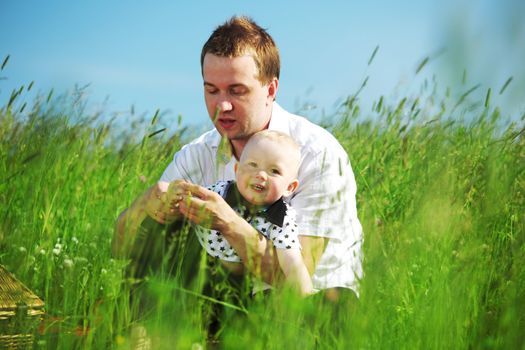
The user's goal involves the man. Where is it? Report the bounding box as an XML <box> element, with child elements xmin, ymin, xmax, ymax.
<box><xmin>113</xmin><ymin>16</ymin><xmax>362</xmax><ymax>299</ymax></box>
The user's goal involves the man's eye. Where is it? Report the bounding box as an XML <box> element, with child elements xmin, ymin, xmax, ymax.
<box><xmin>205</xmin><ymin>87</ymin><xmax>218</xmax><ymax>94</ymax></box>
<box><xmin>230</xmin><ymin>87</ymin><xmax>247</xmax><ymax>96</ymax></box>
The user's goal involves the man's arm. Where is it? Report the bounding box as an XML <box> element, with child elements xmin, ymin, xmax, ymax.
<box><xmin>298</xmin><ymin>235</ymin><xmax>328</xmax><ymax>276</ymax></box>
<box><xmin>259</xmin><ymin>234</ymin><xmax>327</xmax><ymax>285</ymax></box>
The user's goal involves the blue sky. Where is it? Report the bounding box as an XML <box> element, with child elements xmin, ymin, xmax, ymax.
<box><xmin>1</xmin><ymin>1</ymin><xmax>523</xmax><ymax>131</ymax></box>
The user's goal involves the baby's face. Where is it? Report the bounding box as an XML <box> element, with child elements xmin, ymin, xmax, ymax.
<box><xmin>235</xmin><ymin>137</ymin><xmax>298</xmax><ymax>206</ymax></box>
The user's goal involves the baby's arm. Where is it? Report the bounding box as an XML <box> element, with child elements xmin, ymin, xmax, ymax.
<box><xmin>276</xmin><ymin>248</ymin><xmax>314</xmax><ymax>296</ymax></box>
<box><xmin>220</xmin><ymin>260</ymin><xmax>245</xmax><ymax>275</ymax></box>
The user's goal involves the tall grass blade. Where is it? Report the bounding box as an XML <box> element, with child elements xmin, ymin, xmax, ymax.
<box><xmin>376</xmin><ymin>95</ymin><xmax>384</xmax><ymax>113</ymax></box>
<box><xmin>7</xmin><ymin>89</ymin><xmax>19</xmax><ymax>109</ymax></box>
<box><xmin>21</xmin><ymin>151</ymin><xmax>41</xmax><ymax>164</ymax></box>
<box><xmin>147</xmin><ymin>128</ymin><xmax>166</xmax><ymax>138</ymax></box>
<box><xmin>151</xmin><ymin>108</ymin><xmax>160</xmax><ymax>126</ymax></box>
<box><xmin>499</xmin><ymin>76</ymin><xmax>513</xmax><ymax>95</ymax></box>
<box><xmin>415</xmin><ymin>57</ymin><xmax>429</xmax><ymax>75</ymax></box>
<box><xmin>172</xmin><ymin>286</ymin><xmax>248</xmax><ymax>314</ymax></box>
<box><xmin>453</xmin><ymin>83</ymin><xmax>481</xmax><ymax>110</ymax></box>
<box><xmin>484</xmin><ymin>88</ymin><xmax>491</xmax><ymax>108</ymax></box>
<box><xmin>416</xmin><ymin>48</ymin><xmax>446</xmax><ymax>76</ymax></box>
<box><xmin>1</xmin><ymin>55</ymin><xmax>9</xmax><ymax>70</ymax></box>
<box><xmin>46</xmin><ymin>88</ymin><xmax>54</xmax><ymax>103</ymax></box>
<box><xmin>368</xmin><ymin>45</ymin><xmax>379</xmax><ymax>66</ymax></box>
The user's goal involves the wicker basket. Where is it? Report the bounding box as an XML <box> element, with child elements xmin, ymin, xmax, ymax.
<box><xmin>0</xmin><ymin>265</ymin><xmax>44</xmax><ymax>349</ymax></box>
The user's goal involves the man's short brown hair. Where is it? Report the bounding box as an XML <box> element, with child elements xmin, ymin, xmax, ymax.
<box><xmin>201</xmin><ymin>16</ymin><xmax>280</xmax><ymax>85</ymax></box>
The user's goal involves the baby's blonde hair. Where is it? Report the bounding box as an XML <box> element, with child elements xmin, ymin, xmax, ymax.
<box><xmin>244</xmin><ymin>130</ymin><xmax>301</xmax><ymax>175</ymax></box>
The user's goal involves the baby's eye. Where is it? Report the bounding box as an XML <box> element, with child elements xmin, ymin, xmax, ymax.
<box><xmin>270</xmin><ymin>168</ymin><xmax>281</xmax><ymax>175</ymax></box>
<box><xmin>248</xmin><ymin>162</ymin><xmax>257</xmax><ymax>168</ymax></box>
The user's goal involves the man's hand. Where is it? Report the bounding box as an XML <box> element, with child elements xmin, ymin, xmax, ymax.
<box><xmin>176</xmin><ymin>182</ymin><xmax>237</xmax><ymax>231</ymax></box>
<box><xmin>144</xmin><ymin>181</ymin><xmax>184</xmax><ymax>224</ymax></box>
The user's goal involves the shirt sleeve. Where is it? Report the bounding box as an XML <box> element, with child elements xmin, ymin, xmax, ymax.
<box><xmin>159</xmin><ymin>142</ymin><xmax>208</xmax><ymax>184</ymax></box>
<box><xmin>291</xmin><ymin>144</ymin><xmax>361</xmax><ymax>242</ymax></box>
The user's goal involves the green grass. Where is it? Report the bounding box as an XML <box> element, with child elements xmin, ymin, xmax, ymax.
<box><xmin>1</xmin><ymin>74</ymin><xmax>524</xmax><ymax>349</ymax></box>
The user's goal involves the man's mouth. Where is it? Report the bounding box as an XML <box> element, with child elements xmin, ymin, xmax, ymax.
<box><xmin>218</xmin><ymin>118</ymin><xmax>236</xmax><ymax>129</ymax></box>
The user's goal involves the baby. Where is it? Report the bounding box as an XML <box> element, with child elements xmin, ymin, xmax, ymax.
<box><xmin>195</xmin><ymin>130</ymin><xmax>313</xmax><ymax>296</ymax></box>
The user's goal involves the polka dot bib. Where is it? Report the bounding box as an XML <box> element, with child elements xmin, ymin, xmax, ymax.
<box><xmin>194</xmin><ymin>180</ymin><xmax>301</xmax><ymax>262</ymax></box>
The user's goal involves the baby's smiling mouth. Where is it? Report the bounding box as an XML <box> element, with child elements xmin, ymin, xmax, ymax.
<box><xmin>251</xmin><ymin>184</ymin><xmax>265</xmax><ymax>192</ymax></box>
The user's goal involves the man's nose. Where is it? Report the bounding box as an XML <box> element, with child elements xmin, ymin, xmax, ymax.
<box><xmin>217</xmin><ymin>99</ymin><xmax>233</xmax><ymax>113</ymax></box>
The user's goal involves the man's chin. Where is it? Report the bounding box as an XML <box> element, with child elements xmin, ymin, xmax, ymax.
<box><xmin>216</xmin><ymin>128</ymin><xmax>236</xmax><ymax>139</ymax></box>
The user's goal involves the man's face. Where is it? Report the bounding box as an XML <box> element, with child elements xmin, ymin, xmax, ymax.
<box><xmin>235</xmin><ymin>137</ymin><xmax>298</xmax><ymax>206</ymax></box>
<box><xmin>202</xmin><ymin>53</ymin><xmax>277</xmax><ymax>146</ymax></box>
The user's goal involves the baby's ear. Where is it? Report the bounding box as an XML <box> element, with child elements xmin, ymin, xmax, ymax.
<box><xmin>234</xmin><ymin>162</ymin><xmax>239</xmax><ymax>173</ymax></box>
<box><xmin>284</xmin><ymin>179</ymin><xmax>299</xmax><ymax>197</ymax></box>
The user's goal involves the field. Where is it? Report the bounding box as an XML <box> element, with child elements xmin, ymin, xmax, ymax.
<box><xmin>1</xmin><ymin>63</ymin><xmax>524</xmax><ymax>349</ymax></box>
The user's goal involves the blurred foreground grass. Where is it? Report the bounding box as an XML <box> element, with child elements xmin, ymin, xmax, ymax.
<box><xmin>0</xmin><ymin>75</ymin><xmax>524</xmax><ymax>349</ymax></box>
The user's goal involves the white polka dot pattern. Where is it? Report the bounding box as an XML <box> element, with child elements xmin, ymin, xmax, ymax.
<box><xmin>194</xmin><ymin>180</ymin><xmax>301</xmax><ymax>262</ymax></box>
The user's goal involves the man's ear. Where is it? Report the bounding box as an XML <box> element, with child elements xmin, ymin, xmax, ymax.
<box><xmin>267</xmin><ymin>77</ymin><xmax>279</xmax><ymax>102</ymax></box>
<box><xmin>284</xmin><ymin>179</ymin><xmax>299</xmax><ymax>197</ymax></box>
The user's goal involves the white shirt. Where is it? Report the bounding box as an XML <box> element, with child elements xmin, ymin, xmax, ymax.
<box><xmin>160</xmin><ymin>102</ymin><xmax>363</xmax><ymax>293</ymax></box>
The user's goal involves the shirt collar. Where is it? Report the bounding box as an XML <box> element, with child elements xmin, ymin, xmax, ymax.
<box><xmin>267</xmin><ymin>102</ymin><xmax>291</xmax><ymax>134</ymax></box>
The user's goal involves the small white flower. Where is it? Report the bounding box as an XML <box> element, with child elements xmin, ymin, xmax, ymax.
<box><xmin>63</xmin><ymin>259</ymin><xmax>74</xmax><ymax>268</ymax></box>
<box><xmin>101</xmin><ymin>268</ymin><xmax>108</xmax><ymax>275</ymax></box>
<box><xmin>52</xmin><ymin>248</ymin><xmax>61</xmax><ymax>256</ymax></box>
<box><xmin>18</xmin><ymin>246</ymin><xmax>27</xmax><ymax>253</ymax></box>
<box><xmin>39</xmin><ymin>249</ymin><xmax>46</xmax><ymax>256</ymax></box>
<box><xmin>72</xmin><ymin>237</ymin><xmax>79</xmax><ymax>244</ymax></box>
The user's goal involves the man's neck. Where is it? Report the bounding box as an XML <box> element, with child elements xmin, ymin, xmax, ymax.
<box><xmin>232</xmin><ymin>122</ymin><xmax>273</xmax><ymax>159</ymax></box>
<box><xmin>230</xmin><ymin>139</ymin><xmax>247</xmax><ymax>160</ymax></box>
